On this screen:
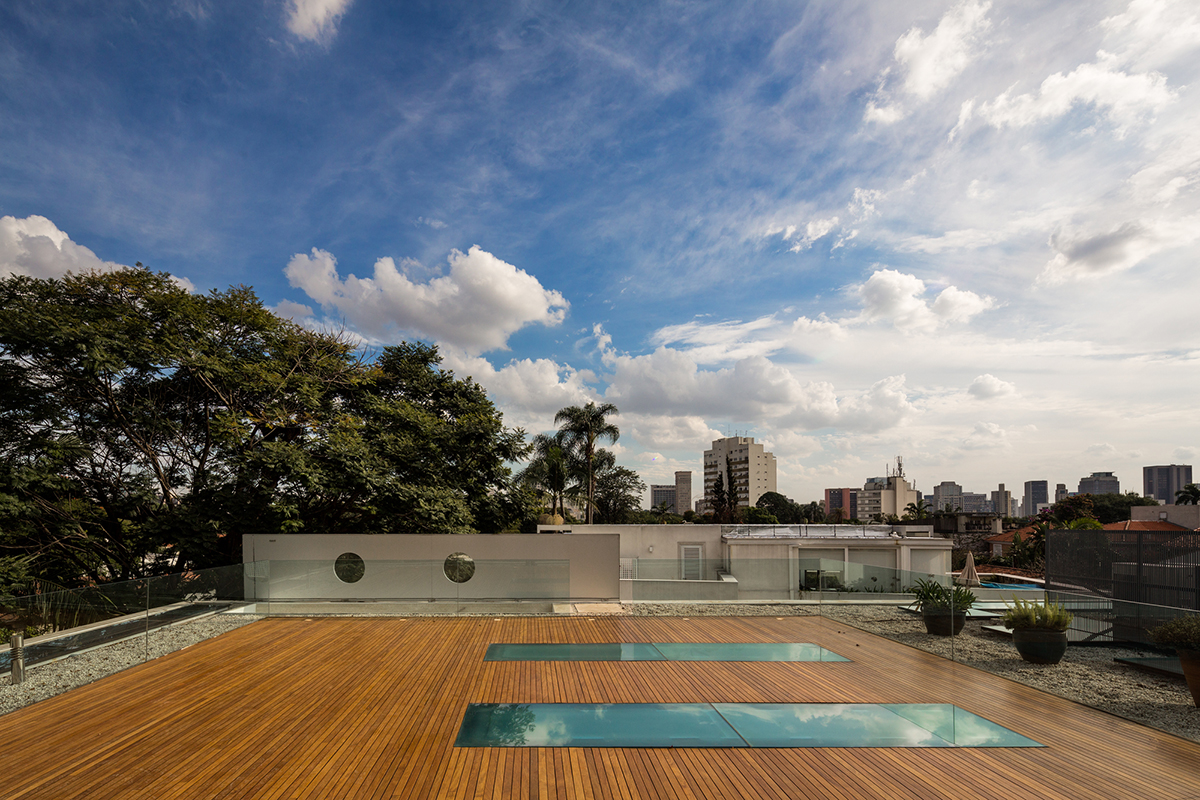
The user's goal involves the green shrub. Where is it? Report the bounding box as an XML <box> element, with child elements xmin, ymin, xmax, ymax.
<box><xmin>1001</xmin><ymin>597</ymin><xmax>1073</xmax><ymax>631</ymax></box>
<box><xmin>1149</xmin><ymin>616</ymin><xmax>1200</xmax><ymax>648</ymax></box>
<box><xmin>908</xmin><ymin>578</ymin><xmax>976</xmax><ymax>613</ymax></box>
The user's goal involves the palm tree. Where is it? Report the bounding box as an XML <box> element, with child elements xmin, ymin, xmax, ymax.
<box><xmin>517</xmin><ymin>433</ymin><xmax>571</xmax><ymax>518</ymax></box>
<box><xmin>904</xmin><ymin>499</ymin><xmax>931</xmax><ymax>520</ymax></box>
<box><xmin>1175</xmin><ymin>484</ymin><xmax>1200</xmax><ymax>505</ymax></box>
<box><xmin>553</xmin><ymin>402</ymin><xmax>620</xmax><ymax>524</ymax></box>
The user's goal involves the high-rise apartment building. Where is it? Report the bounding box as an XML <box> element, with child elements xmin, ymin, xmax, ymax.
<box><xmin>1143</xmin><ymin>464</ymin><xmax>1193</xmax><ymax>504</ymax></box>
<box><xmin>703</xmin><ymin>436</ymin><xmax>776</xmax><ymax>508</ymax></box>
<box><xmin>1055</xmin><ymin>483</ymin><xmax>1069</xmax><ymax>502</ymax></box>
<box><xmin>929</xmin><ymin>481</ymin><xmax>963</xmax><ymax>512</ymax></box>
<box><xmin>857</xmin><ymin>458</ymin><xmax>918</xmax><ymax>521</ymax></box>
<box><xmin>823</xmin><ymin>487</ymin><xmax>858</xmax><ymax>521</ymax></box>
<box><xmin>1078</xmin><ymin>472</ymin><xmax>1120</xmax><ymax>494</ymax></box>
<box><xmin>991</xmin><ymin>484</ymin><xmax>1014</xmax><ymax>518</ymax></box>
<box><xmin>650</xmin><ymin>484</ymin><xmax>676</xmax><ymax>512</ymax></box>
<box><xmin>675</xmin><ymin>471</ymin><xmax>692</xmax><ymax>515</ymax></box>
<box><xmin>1023</xmin><ymin>480</ymin><xmax>1049</xmax><ymax>517</ymax></box>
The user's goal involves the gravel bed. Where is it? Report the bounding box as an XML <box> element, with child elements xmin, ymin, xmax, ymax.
<box><xmin>0</xmin><ymin>613</ymin><xmax>261</xmax><ymax>717</ymax></box>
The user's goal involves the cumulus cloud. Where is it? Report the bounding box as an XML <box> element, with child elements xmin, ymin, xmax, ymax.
<box><xmin>975</xmin><ymin>51</ymin><xmax>1175</xmax><ymax>136</ymax></box>
<box><xmin>865</xmin><ymin>0</ymin><xmax>992</xmax><ymax>123</ymax></box>
<box><xmin>284</xmin><ymin>245</ymin><xmax>568</xmax><ymax>354</ymax></box>
<box><xmin>626</xmin><ymin>415</ymin><xmax>723</xmax><ymax>452</ymax></box>
<box><xmin>0</xmin><ymin>215</ymin><xmax>122</xmax><ymax>279</ymax></box>
<box><xmin>1037</xmin><ymin>219</ymin><xmax>1199</xmax><ymax>284</ymax></box>
<box><xmin>961</xmin><ymin>421</ymin><xmax>1011</xmax><ymax>451</ymax></box>
<box><xmin>1084</xmin><ymin>442</ymin><xmax>1121</xmax><ymax>458</ymax></box>
<box><xmin>968</xmin><ymin>374</ymin><xmax>1016</xmax><ymax>399</ymax></box>
<box><xmin>856</xmin><ymin>269</ymin><xmax>994</xmax><ymax>332</ymax></box>
<box><xmin>285</xmin><ymin>0</ymin><xmax>354</xmax><ymax>43</ymax></box>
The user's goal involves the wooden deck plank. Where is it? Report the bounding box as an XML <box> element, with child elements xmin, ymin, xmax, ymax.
<box><xmin>0</xmin><ymin>614</ymin><xmax>1198</xmax><ymax>799</ymax></box>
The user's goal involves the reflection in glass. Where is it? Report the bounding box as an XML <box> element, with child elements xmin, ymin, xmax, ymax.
<box><xmin>333</xmin><ymin>553</ymin><xmax>366</xmax><ymax>583</ymax></box>
<box><xmin>444</xmin><ymin>552</ymin><xmax>476</xmax><ymax>583</ymax></box>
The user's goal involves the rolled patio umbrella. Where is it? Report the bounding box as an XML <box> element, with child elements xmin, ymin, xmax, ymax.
<box><xmin>957</xmin><ymin>551</ymin><xmax>982</xmax><ymax>587</ymax></box>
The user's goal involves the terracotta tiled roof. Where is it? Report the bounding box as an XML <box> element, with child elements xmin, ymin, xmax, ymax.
<box><xmin>1100</xmin><ymin>520</ymin><xmax>1190</xmax><ymax>531</ymax></box>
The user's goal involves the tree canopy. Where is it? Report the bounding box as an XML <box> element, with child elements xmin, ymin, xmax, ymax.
<box><xmin>0</xmin><ymin>268</ymin><xmax>530</xmax><ymax>589</ymax></box>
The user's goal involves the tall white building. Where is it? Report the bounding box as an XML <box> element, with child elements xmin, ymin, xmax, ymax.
<box><xmin>703</xmin><ymin>436</ymin><xmax>776</xmax><ymax>508</ymax></box>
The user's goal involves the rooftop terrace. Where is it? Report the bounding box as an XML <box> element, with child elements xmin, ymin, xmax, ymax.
<box><xmin>2</xmin><ymin>614</ymin><xmax>1198</xmax><ymax>799</ymax></box>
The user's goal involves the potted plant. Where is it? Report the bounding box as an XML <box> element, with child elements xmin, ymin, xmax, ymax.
<box><xmin>1149</xmin><ymin>616</ymin><xmax>1200</xmax><ymax>707</ymax></box>
<box><xmin>908</xmin><ymin>578</ymin><xmax>976</xmax><ymax>636</ymax></box>
<box><xmin>1001</xmin><ymin>598</ymin><xmax>1073</xmax><ymax>664</ymax></box>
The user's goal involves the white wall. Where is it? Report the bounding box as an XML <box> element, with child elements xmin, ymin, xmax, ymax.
<box><xmin>243</xmin><ymin>533</ymin><xmax>620</xmax><ymax>601</ymax></box>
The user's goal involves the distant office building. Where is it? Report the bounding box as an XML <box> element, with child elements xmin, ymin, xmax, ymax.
<box><xmin>1143</xmin><ymin>464</ymin><xmax>1193</xmax><ymax>504</ymax></box>
<box><xmin>823</xmin><ymin>488</ymin><xmax>858</xmax><ymax>521</ymax></box>
<box><xmin>674</xmin><ymin>471</ymin><xmax>692</xmax><ymax>515</ymax></box>
<box><xmin>857</xmin><ymin>458</ymin><xmax>918</xmax><ymax>521</ymax></box>
<box><xmin>703</xmin><ymin>436</ymin><xmax>777</xmax><ymax>508</ymax></box>
<box><xmin>991</xmin><ymin>484</ymin><xmax>1014</xmax><ymax>518</ymax></box>
<box><xmin>650</xmin><ymin>484</ymin><xmax>676</xmax><ymax>512</ymax></box>
<box><xmin>930</xmin><ymin>481</ymin><xmax>962</xmax><ymax>512</ymax></box>
<box><xmin>1055</xmin><ymin>483</ymin><xmax>1069</xmax><ymax>502</ymax></box>
<box><xmin>1023</xmin><ymin>480</ymin><xmax>1049</xmax><ymax>517</ymax></box>
<box><xmin>1078</xmin><ymin>472</ymin><xmax>1120</xmax><ymax>494</ymax></box>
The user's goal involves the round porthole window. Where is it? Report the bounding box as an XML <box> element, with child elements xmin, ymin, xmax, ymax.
<box><xmin>444</xmin><ymin>552</ymin><xmax>475</xmax><ymax>583</ymax></box>
<box><xmin>334</xmin><ymin>552</ymin><xmax>366</xmax><ymax>583</ymax></box>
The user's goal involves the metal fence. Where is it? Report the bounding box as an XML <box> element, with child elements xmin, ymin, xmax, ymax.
<box><xmin>1046</xmin><ymin>529</ymin><xmax>1200</xmax><ymax>644</ymax></box>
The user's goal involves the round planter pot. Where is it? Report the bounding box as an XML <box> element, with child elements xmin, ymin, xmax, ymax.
<box><xmin>1011</xmin><ymin>628</ymin><xmax>1068</xmax><ymax>665</ymax></box>
<box><xmin>922</xmin><ymin>611</ymin><xmax>967</xmax><ymax>636</ymax></box>
<box><xmin>1178</xmin><ymin>648</ymin><xmax>1200</xmax><ymax>707</ymax></box>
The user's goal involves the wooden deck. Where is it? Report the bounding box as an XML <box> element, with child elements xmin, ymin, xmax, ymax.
<box><xmin>1</xmin><ymin>615</ymin><xmax>1198</xmax><ymax>799</ymax></box>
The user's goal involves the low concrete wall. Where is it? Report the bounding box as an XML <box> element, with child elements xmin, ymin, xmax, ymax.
<box><xmin>243</xmin><ymin>533</ymin><xmax>619</xmax><ymax>602</ymax></box>
<box><xmin>623</xmin><ymin>575</ymin><xmax>739</xmax><ymax>602</ymax></box>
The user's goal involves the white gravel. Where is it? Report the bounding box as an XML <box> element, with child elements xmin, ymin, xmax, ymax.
<box><xmin>0</xmin><ymin>612</ymin><xmax>261</xmax><ymax>717</ymax></box>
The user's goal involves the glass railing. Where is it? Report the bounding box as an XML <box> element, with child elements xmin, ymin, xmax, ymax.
<box><xmin>0</xmin><ymin>562</ymin><xmax>257</xmax><ymax>678</ymax></box>
<box><xmin>251</xmin><ymin>558</ymin><xmax>573</xmax><ymax>614</ymax></box>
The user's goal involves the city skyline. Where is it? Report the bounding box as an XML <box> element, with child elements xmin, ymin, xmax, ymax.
<box><xmin>2</xmin><ymin>1</ymin><xmax>1198</xmax><ymax>503</ymax></box>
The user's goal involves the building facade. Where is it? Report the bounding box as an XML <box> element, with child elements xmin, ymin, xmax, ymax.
<box><xmin>650</xmin><ymin>484</ymin><xmax>676</xmax><ymax>512</ymax></box>
<box><xmin>703</xmin><ymin>436</ymin><xmax>777</xmax><ymax>508</ymax></box>
<box><xmin>856</xmin><ymin>458</ymin><xmax>918</xmax><ymax>521</ymax></box>
<box><xmin>1022</xmin><ymin>480</ymin><xmax>1049</xmax><ymax>517</ymax></box>
<box><xmin>991</xmin><ymin>484</ymin><xmax>1014</xmax><ymax>518</ymax></box>
<box><xmin>674</xmin><ymin>471</ymin><xmax>692</xmax><ymax>515</ymax></box>
<box><xmin>823</xmin><ymin>487</ymin><xmax>859</xmax><ymax>521</ymax></box>
<box><xmin>1143</xmin><ymin>464</ymin><xmax>1193</xmax><ymax>504</ymax></box>
<box><xmin>1078</xmin><ymin>472</ymin><xmax>1120</xmax><ymax>494</ymax></box>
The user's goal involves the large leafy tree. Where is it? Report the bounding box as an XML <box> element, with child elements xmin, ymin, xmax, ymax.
<box><xmin>553</xmin><ymin>402</ymin><xmax>619</xmax><ymax>524</ymax></box>
<box><xmin>0</xmin><ymin>268</ymin><xmax>528</xmax><ymax>586</ymax></box>
<box><xmin>517</xmin><ymin>433</ymin><xmax>572</xmax><ymax>519</ymax></box>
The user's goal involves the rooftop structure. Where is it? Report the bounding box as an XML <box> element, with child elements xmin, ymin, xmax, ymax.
<box><xmin>1079</xmin><ymin>471</ymin><xmax>1120</xmax><ymax>494</ymax></box>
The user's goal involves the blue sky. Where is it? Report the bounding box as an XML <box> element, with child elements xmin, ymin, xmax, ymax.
<box><xmin>2</xmin><ymin>0</ymin><xmax>1198</xmax><ymax>506</ymax></box>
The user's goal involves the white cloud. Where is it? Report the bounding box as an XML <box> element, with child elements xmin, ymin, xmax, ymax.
<box><xmin>855</xmin><ymin>269</ymin><xmax>994</xmax><ymax>332</ymax></box>
<box><xmin>866</xmin><ymin>0</ymin><xmax>992</xmax><ymax>123</ymax></box>
<box><xmin>284</xmin><ymin>245</ymin><xmax>569</xmax><ymax>354</ymax></box>
<box><xmin>1037</xmin><ymin>218</ymin><xmax>1199</xmax><ymax>284</ymax></box>
<box><xmin>0</xmin><ymin>215</ymin><xmax>122</xmax><ymax>279</ymax></box>
<box><xmin>976</xmin><ymin>51</ymin><xmax>1175</xmax><ymax>136</ymax></box>
<box><xmin>961</xmin><ymin>421</ymin><xmax>1011</xmax><ymax>451</ymax></box>
<box><xmin>1084</xmin><ymin>442</ymin><xmax>1121</xmax><ymax>458</ymax></box>
<box><xmin>285</xmin><ymin>0</ymin><xmax>354</xmax><ymax>44</ymax></box>
<box><xmin>968</xmin><ymin>374</ymin><xmax>1016</xmax><ymax>399</ymax></box>
<box><xmin>787</xmin><ymin>217</ymin><xmax>840</xmax><ymax>252</ymax></box>
<box><xmin>416</xmin><ymin>216</ymin><xmax>447</xmax><ymax>229</ymax></box>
